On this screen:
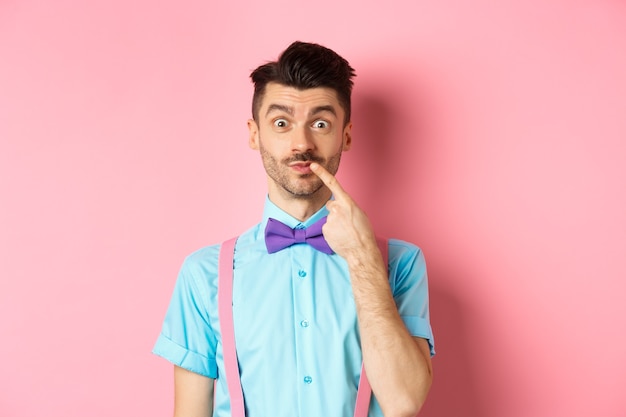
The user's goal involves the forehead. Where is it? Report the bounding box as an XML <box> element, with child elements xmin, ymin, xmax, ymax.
<box><xmin>260</xmin><ymin>82</ymin><xmax>344</xmax><ymax>117</ymax></box>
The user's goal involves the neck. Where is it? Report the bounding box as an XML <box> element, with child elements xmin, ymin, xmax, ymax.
<box><xmin>267</xmin><ymin>187</ymin><xmax>332</xmax><ymax>222</ymax></box>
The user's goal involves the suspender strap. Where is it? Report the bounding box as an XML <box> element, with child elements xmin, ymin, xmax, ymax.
<box><xmin>218</xmin><ymin>237</ymin><xmax>389</xmax><ymax>417</ymax></box>
<box><xmin>218</xmin><ymin>237</ymin><xmax>245</xmax><ymax>417</ymax></box>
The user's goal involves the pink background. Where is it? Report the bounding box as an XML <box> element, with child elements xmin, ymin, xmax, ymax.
<box><xmin>1</xmin><ymin>1</ymin><xmax>625</xmax><ymax>416</ymax></box>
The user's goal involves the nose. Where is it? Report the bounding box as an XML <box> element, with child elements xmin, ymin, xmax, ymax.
<box><xmin>290</xmin><ymin>126</ymin><xmax>314</xmax><ymax>153</ymax></box>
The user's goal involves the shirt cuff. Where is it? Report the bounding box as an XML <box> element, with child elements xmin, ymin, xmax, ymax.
<box><xmin>152</xmin><ymin>333</ymin><xmax>218</xmax><ymax>378</ymax></box>
<box><xmin>401</xmin><ymin>315</ymin><xmax>436</xmax><ymax>356</ymax></box>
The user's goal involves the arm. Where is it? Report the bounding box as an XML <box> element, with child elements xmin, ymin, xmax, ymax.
<box><xmin>174</xmin><ymin>366</ymin><xmax>214</xmax><ymax>417</ymax></box>
<box><xmin>311</xmin><ymin>163</ymin><xmax>433</xmax><ymax>417</ymax></box>
<box><xmin>346</xmin><ymin>243</ymin><xmax>433</xmax><ymax>417</ymax></box>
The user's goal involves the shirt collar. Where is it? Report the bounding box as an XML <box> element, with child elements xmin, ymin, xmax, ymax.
<box><xmin>261</xmin><ymin>195</ymin><xmax>330</xmax><ymax>230</ymax></box>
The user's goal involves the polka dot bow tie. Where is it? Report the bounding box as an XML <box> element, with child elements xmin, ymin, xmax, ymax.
<box><xmin>264</xmin><ymin>217</ymin><xmax>334</xmax><ymax>255</ymax></box>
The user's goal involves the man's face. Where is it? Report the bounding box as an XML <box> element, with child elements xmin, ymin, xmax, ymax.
<box><xmin>248</xmin><ymin>82</ymin><xmax>352</xmax><ymax>200</ymax></box>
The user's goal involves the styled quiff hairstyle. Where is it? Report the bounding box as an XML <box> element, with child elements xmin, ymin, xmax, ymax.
<box><xmin>250</xmin><ymin>41</ymin><xmax>356</xmax><ymax>126</ymax></box>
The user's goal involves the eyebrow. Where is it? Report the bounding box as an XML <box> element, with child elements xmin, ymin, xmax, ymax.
<box><xmin>265</xmin><ymin>104</ymin><xmax>293</xmax><ymax>118</ymax></box>
<box><xmin>310</xmin><ymin>105</ymin><xmax>337</xmax><ymax>118</ymax></box>
<box><xmin>264</xmin><ymin>104</ymin><xmax>337</xmax><ymax>118</ymax></box>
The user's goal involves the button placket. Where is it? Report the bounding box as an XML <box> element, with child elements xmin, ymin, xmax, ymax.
<box><xmin>291</xmin><ymin>246</ymin><xmax>317</xmax><ymax>395</ymax></box>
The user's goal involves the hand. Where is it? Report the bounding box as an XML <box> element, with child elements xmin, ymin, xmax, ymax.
<box><xmin>310</xmin><ymin>163</ymin><xmax>378</xmax><ymax>260</ymax></box>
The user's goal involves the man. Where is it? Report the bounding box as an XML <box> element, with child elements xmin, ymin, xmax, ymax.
<box><xmin>153</xmin><ymin>41</ymin><xmax>434</xmax><ymax>417</ymax></box>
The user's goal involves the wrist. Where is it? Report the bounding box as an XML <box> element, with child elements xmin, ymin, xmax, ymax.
<box><xmin>344</xmin><ymin>241</ymin><xmax>384</xmax><ymax>271</ymax></box>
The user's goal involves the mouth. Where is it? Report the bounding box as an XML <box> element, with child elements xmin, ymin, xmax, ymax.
<box><xmin>289</xmin><ymin>161</ymin><xmax>314</xmax><ymax>174</ymax></box>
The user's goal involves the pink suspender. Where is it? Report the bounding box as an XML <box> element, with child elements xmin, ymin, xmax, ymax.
<box><xmin>218</xmin><ymin>237</ymin><xmax>389</xmax><ymax>417</ymax></box>
<box><xmin>218</xmin><ymin>237</ymin><xmax>244</xmax><ymax>416</ymax></box>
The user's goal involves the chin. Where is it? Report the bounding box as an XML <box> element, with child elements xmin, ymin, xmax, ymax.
<box><xmin>285</xmin><ymin>182</ymin><xmax>325</xmax><ymax>198</ymax></box>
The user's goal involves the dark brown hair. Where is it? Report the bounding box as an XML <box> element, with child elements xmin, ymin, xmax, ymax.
<box><xmin>250</xmin><ymin>41</ymin><xmax>356</xmax><ymax>125</ymax></box>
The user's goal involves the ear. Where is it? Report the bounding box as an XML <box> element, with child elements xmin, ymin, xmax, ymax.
<box><xmin>342</xmin><ymin>122</ymin><xmax>353</xmax><ymax>151</ymax></box>
<box><xmin>248</xmin><ymin>119</ymin><xmax>259</xmax><ymax>150</ymax></box>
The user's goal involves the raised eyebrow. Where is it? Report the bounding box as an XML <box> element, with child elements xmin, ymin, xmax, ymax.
<box><xmin>310</xmin><ymin>105</ymin><xmax>337</xmax><ymax>118</ymax></box>
<box><xmin>265</xmin><ymin>104</ymin><xmax>294</xmax><ymax>118</ymax></box>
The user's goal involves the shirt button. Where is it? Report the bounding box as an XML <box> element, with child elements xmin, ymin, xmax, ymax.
<box><xmin>303</xmin><ymin>376</ymin><xmax>313</xmax><ymax>384</ymax></box>
<box><xmin>300</xmin><ymin>320</ymin><xmax>309</xmax><ymax>328</ymax></box>
<box><xmin>298</xmin><ymin>270</ymin><xmax>307</xmax><ymax>278</ymax></box>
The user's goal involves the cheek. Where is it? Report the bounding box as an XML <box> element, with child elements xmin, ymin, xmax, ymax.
<box><xmin>259</xmin><ymin>140</ymin><xmax>283</xmax><ymax>158</ymax></box>
<box><xmin>259</xmin><ymin>140</ymin><xmax>283</xmax><ymax>162</ymax></box>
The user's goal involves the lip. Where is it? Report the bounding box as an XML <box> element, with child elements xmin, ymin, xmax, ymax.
<box><xmin>289</xmin><ymin>162</ymin><xmax>313</xmax><ymax>174</ymax></box>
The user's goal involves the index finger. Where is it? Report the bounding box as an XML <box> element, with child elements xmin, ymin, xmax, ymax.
<box><xmin>310</xmin><ymin>162</ymin><xmax>349</xmax><ymax>200</ymax></box>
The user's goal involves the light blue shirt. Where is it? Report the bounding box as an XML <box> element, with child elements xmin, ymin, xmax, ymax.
<box><xmin>153</xmin><ymin>197</ymin><xmax>434</xmax><ymax>417</ymax></box>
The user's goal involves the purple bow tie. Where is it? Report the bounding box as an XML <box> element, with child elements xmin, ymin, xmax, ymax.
<box><xmin>265</xmin><ymin>217</ymin><xmax>334</xmax><ymax>254</ymax></box>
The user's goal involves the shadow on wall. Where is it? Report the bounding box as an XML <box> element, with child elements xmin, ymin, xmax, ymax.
<box><xmin>348</xmin><ymin>81</ymin><xmax>487</xmax><ymax>417</ymax></box>
<box><xmin>420</xmin><ymin>283</ymin><xmax>485</xmax><ymax>417</ymax></box>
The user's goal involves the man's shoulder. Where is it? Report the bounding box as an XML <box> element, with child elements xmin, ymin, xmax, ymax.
<box><xmin>184</xmin><ymin>243</ymin><xmax>221</xmax><ymax>262</ymax></box>
<box><xmin>387</xmin><ymin>237</ymin><xmax>423</xmax><ymax>256</ymax></box>
<box><xmin>385</xmin><ymin>238</ymin><xmax>426</xmax><ymax>271</ymax></box>
<box><xmin>182</xmin><ymin>223</ymin><xmax>263</xmax><ymax>267</ymax></box>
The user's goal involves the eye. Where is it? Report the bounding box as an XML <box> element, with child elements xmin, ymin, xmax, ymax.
<box><xmin>312</xmin><ymin>120</ymin><xmax>329</xmax><ymax>129</ymax></box>
<box><xmin>273</xmin><ymin>118</ymin><xmax>288</xmax><ymax>128</ymax></box>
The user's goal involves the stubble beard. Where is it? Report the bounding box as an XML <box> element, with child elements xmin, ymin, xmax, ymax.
<box><xmin>259</xmin><ymin>141</ymin><xmax>342</xmax><ymax>199</ymax></box>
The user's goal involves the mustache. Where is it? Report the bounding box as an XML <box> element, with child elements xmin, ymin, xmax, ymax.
<box><xmin>285</xmin><ymin>153</ymin><xmax>325</xmax><ymax>164</ymax></box>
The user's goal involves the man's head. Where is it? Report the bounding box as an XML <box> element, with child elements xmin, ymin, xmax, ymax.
<box><xmin>248</xmin><ymin>42</ymin><xmax>356</xmax><ymax>207</ymax></box>
<box><xmin>250</xmin><ymin>41</ymin><xmax>356</xmax><ymax>126</ymax></box>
